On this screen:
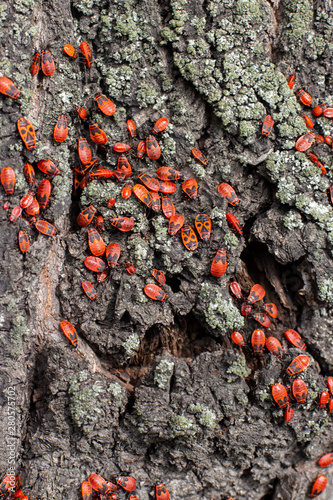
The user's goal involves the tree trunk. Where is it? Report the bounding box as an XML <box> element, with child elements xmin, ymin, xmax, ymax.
<box><xmin>1</xmin><ymin>0</ymin><xmax>333</xmax><ymax>498</ymax></box>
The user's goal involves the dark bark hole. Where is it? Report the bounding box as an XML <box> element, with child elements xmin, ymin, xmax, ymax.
<box><xmin>131</xmin><ymin>311</ymin><xmax>217</xmax><ymax>368</ymax></box>
<box><xmin>166</xmin><ymin>275</ymin><xmax>181</xmax><ymax>292</ymax></box>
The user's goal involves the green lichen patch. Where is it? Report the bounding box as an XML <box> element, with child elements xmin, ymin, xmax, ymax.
<box><xmin>226</xmin><ymin>354</ymin><xmax>251</xmax><ymax>380</ymax></box>
<box><xmin>154</xmin><ymin>357</ymin><xmax>175</xmax><ymax>390</ymax></box>
<box><xmin>123</xmin><ymin>333</ymin><xmax>140</xmax><ymax>357</ymax></box>
<box><xmin>199</xmin><ymin>283</ymin><xmax>244</xmax><ymax>336</ymax></box>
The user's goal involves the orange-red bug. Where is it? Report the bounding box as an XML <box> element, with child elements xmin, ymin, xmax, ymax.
<box><xmin>218</xmin><ymin>183</ymin><xmax>239</xmax><ymax>206</ymax></box>
<box><xmin>318</xmin><ymin>453</ymin><xmax>333</xmax><ymax>468</ymax></box>
<box><xmin>295</xmin><ymin>132</ymin><xmax>315</xmax><ymax>152</ymax></box>
<box><xmin>133</xmin><ymin>184</ymin><xmax>153</xmax><ymax>208</ymax></box>
<box><xmin>315</xmin><ymin>135</ymin><xmax>325</xmax><ymax>145</ymax></box>
<box><xmin>106</xmin><ymin>242</ymin><xmax>121</xmax><ymax>268</ymax></box>
<box><xmin>17</xmin><ymin>117</ymin><xmax>36</xmax><ymax>150</ymax></box>
<box><xmin>125</xmin><ymin>261</ymin><xmax>136</xmax><ymax>274</ymax></box>
<box><xmin>288</xmin><ymin>75</ymin><xmax>295</xmax><ymax>89</ymax></box>
<box><xmin>1</xmin><ymin>166</ymin><xmax>16</xmax><ymax>194</ymax></box>
<box><xmin>247</xmin><ymin>284</ymin><xmax>265</xmax><ymax>304</ymax></box>
<box><xmin>95</xmin><ymin>94</ymin><xmax>116</xmax><ymax>116</ymax></box>
<box><xmin>211</xmin><ymin>248</ymin><xmax>227</xmax><ymax>277</ymax></box>
<box><xmin>168</xmin><ymin>214</ymin><xmax>184</xmax><ymax>236</ymax></box>
<box><xmin>60</xmin><ymin>320</ymin><xmax>78</xmax><ymax>347</ymax></box>
<box><xmin>20</xmin><ymin>193</ymin><xmax>34</xmax><ymax>209</ymax></box>
<box><xmin>144</xmin><ymin>284</ymin><xmax>167</xmax><ymax>301</ymax></box>
<box><xmin>24</xmin><ymin>162</ymin><xmax>35</xmax><ymax>188</ymax></box>
<box><xmin>162</xmin><ymin>196</ymin><xmax>175</xmax><ymax>219</ymax></box>
<box><xmin>37</xmin><ymin>179</ymin><xmax>52</xmax><ymax>209</ymax></box>
<box><xmin>262</xmin><ymin>303</ymin><xmax>278</xmax><ymax>318</ymax></box>
<box><xmin>156</xmin><ymin>166</ymin><xmax>182</xmax><ymax>181</ymax></box>
<box><xmin>150</xmin><ymin>191</ymin><xmax>161</xmax><ymax>212</ymax></box>
<box><xmin>76</xmin><ymin>106</ymin><xmax>87</xmax><ymax>120</ymax></box>
<box><xmin>241</xmin><ymin>302</ymin><xmax>252</xmax><ymax>316</ymax></box>
<box><xmin>181</xmin><ymin>224</ymin><xmax>198</xmax><ymax>251</ymax></box>
<box><xmin>89</xmin><ymin>122</ymin><xmax>107</xmax><ymax>145</ymax></box>
<box><xmin>30</xmin><ymin>52</ymin><xmax>41</xmax><ymax>75</ymax></box>
<box><xmin>88</xmin><ymin>474</ymin><xmax>117</xmax><ymax>495</ymax></box>
<box><xmin>182</xmin><ymin>178</ymin><xmax>198</xmax><ymax>199</ymax></box>
<box><xmin>77</xmin><ymin>205</ymin><xmax>96</xmax><ymax>227</ymax></box>
<box><xmin>84</xmin><ymin>256</ymin><xmax>107</xmax><ymax>273</ymax></box>
<box><xmin>25</xmin><ymin>197</ymin><xmax>40</xmax><ymax>216</ymax></box>
<box><xmin>95</xmin><ymin>215</ymin><xmax>105</xmax><ymax>232</ymax></box>
<box><xmin>252</xmin><ymin>312</ymin><xmax>271</xmax><ymax>328</ymax></box>
<box><xmin>327</xmin><ymin>376</ymin><xmax>333</xmax><ymax>395</ymax></box>
<box><xmin>262</xmin><ymin>115</ymin><xmax>274</xmax><ymax>136</ymax></box>
<box><xmin>159</xmin><ymin>181</ymin><xmax>177</xmax><ymax>194</ymax></box>
<box><xmin>107</xmin><ymin>198</ymin><xmax>116</xmax><ymax>208</ymax></box>
<box><xmin>41</xmin><ymin>50</ymin><xmax>55</xmax><ymax>76</ymax></box>
<box><xmin>310</xmin><ymin>475</ymin><xmax>327</xmax><ymax>497</ymax></box>
<box><xmin>54</xmin><ymin>115</ymin><xmax>68</xmax><ymax>142</ymax></box>
<box><xmin>80</xmin><ymin>41</ymin><xmax>92</xmax><ymax>67</ymax></box>
<box><xmin>231</xmin><ymin>331</ymin><xmax>245</xmax><ymax>347</ymax></box>
<box><xmin>195</xmin><ymin>213</ymin><xmax>211</xmax><ymax>241</ymax></box>
<box><xmin>313</xmin><ymin>103</ymin><xmax>327</xmax><ymax>117</ymax></box>
<box><xmin>284</xmin><ymin>406</ymin><xmax>294</xmax><ymax>422</ymax></box>
<box><xmin>129</xmin><ymin>496</ymin><xmax>138</xmax><ymax>500</ymax></box>
<box><xmin>111</xmin><ymin>217</ymin><xmax>134</xmax><ymax>232</ymax></box>
<box><xmin>301</xmin><ymin>113</ymin><xmax>314</xmax><ymax>129</ymax></box>
<box><xmin>117</xmin><ymin>155</ymin><xmax>132</xmax><ymax>178</ymax></box>
<box><xmin>226</xmin><ymin>213</ymin><xmax>242</xmax><ymax>234</ymax></box>
<box><xmin>88</xmin><ymin>228</ymin><xmax>105</xmax><ymax>257</ymax></box>
<box><xmin>151</xmin><ymin>269</ymin><xmax>166</xmax><ymax>286</ymax></box>
<box><xmin>0</xmin><ymin>76</ymin><xmax>21</xmax><ymax>99</ymax></box>
<box><xmin>82</xmin><ymin>281</ymin><xmax>97</xmax><ymax>300</ymax></box>
<box><xmin>37</xmin><ymin>159</ymin><xmax>60</xmax><ymax>177</ymax></box>
<box><xmin>137</xmin><ymin>140</ymin><xmax>146</xmax><ymax>158</ymax></box>
<box><xmin>35</xmin><ymin>220</ymin><xmax>57</xmax><ymax>237</ymax></box>
<box><xmin>286</xmin><ymin>355</ymin><xmax>310</xmax><ymax>376</ymax></box>
<box><xmin>155</xmin><ymin>480</ymin><xmax>170</xmax><ymax>500</ymax></box>
<box><xmin>115</xmin><ymin>476</ymin><xmax>136</xmax><ymax>492</ymax></box>
<box><xmin>305</xmin><ymin>151</ymin><xmax>319</xmax><ymax>164</ymax></box>
<box><xmin>63</xmin><ymin>44</ymin><xmax>77</xmax><ymax>58</ymax></box>
<box><xmin>97</xmin><ymin>270</ymin><xmax>108</xmax><ymax>283</ymax></box>
<box><xmin>230</xmin><ymin>282</ymin><xmax>242</xmax><ymax>299</ymax></box>
<box><xmin>138</xmin><ymin>172</ymin><xmax>160</xmax><ymax>192</ymax></box>
<box><xmin>251</xmin><ymin>329</ymin><xmax>265</xmax><ymax>355</ymax></box>
<box><xmin>89</xmin><ymin>166</ymin><xmax>115</xmax><ymax>180</ymax></box>
<box><xmin>272</xmin><ymin>383</ymin><xmax>289</xmax><ymax>408</ymax></box>
<box><xmin>319</xmin><ymin>392</ymin><xmax>329</xmax><ymax>408</ymax></box>
<box><xmin>18</xmin><ymin>231</ymin><xmax>29</xmax><ymax>253</ymax></box>
<box><xmin>78</xmin><ymin>138</ymin><xmax>92</xmax><ymax>165</ymax></box>
<box><xmin>292</xmin><ymin>378</ymin><xmax>307</xmax><ymax>403</ymax></box>
<box><xmin>297</xmin><ymin>89</ymin><xmax>312</xmax><ymax>106</ymax></box>
<box><xmin>266</xmin><ymin>337</ymin><xmax>283</xmax><ymax>358</ymax></box>
<box><xmin>192</xmin><ymin>148</ymin><xmax>207</xmax><ymax>165</ymax></box>
<box><xmin>3</xmin><ymin>201</ymin><xmax>8</xmax><ymax>209</ymax></box>
<box><xmin>323</xmin><ymin>107</ymin><xmax>333</xmax><ymax>118</ymax></box>
<box><xmin>284</xmin><ymin>329</ymin><xmax>306</xmax><ymax>350</ymax></box>
<box><xmin>121</xmin><ymin>183</ymin><xmax>132</xmax><ymax>199</ymax></box>
<box><xmin>114</xmin><ymin>142</ymin><xmax>131</xmax><ymax>153</ymax></box>
<box><xmin>152</xmin><ymin>117</ymin><xmax>169</xmax><ymax>134</ymax></box>
<box><xmin>9</xmin><ymin>206</ymin><xmax>22</xmax><ymax>223</ymax></box>
<box><xmin>81</xmin><ymin>481</ymin><xmax>93</xmax><ymax>500</ymax></box>
<box><xmin>146</xmin><ymin>135</ymin><xmax>161</xmax><ymax>160</ymax></box>
<box><xmin>127</xmin><ymin>119</ymin><xmax>136</xmax><ymax>138</ymax></box>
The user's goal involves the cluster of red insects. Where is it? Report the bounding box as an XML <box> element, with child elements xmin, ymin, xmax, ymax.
<box><xmin>79</xmin><ymin>474</ymin><xmax>170</xmax><ymax>500</ymax></box>
<box><xmin>262</xmin><ymin>74</ymin><xmax>333</xmax><ymax>178</ymax></box>
<box><xmin>1</xmin><ymin>41</ymin><xmax>333</xmax><ymax>499</ymax></box>
<box><xmin>229</xmin><ymin>281</ymin><xmax>333</xmax><ymax>497</ymax></box>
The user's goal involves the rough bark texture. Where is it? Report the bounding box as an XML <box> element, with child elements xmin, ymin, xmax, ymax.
<box><xmin>1</xmin><ymin>0</ymin><xmax>333</xmax><ymax>499</ymax></box>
